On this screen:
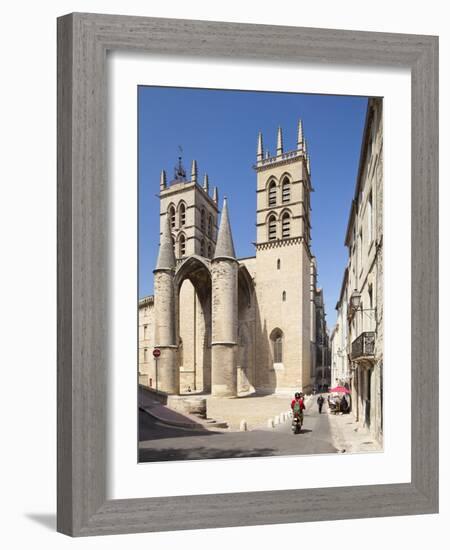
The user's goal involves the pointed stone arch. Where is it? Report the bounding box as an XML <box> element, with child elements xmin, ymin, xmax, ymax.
<box><xmin>173</xmin><ymin>255</ymin><xmax>212</xmax><ymax>393</ymax></box>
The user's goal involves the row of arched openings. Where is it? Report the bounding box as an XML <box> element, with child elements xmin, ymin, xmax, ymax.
<box><xmin>168</xmin><ymin>202</ymin><xmax>186</xmax><ymax>230</ymax></box>
<box><xmin>172</xmin><ymin>233</ymin><xmax>213</xmax><ymax>259</ymax></box>
<box><xmin>267</xmin><ymin>175</ymin><xmax>291</xmax><ymax>207</ymax></box>
<box><xmin>267</xmin><ymin>211</ymin><xmax>291</xmax><ymax>241</ymax></box>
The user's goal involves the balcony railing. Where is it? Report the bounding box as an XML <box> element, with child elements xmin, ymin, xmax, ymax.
<box><xmin>351</xmin><ymin>331</ymin><xmax>375</xmax><ymax>360</ymax></box>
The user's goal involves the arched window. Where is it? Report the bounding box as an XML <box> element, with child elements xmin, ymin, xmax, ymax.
<box><xmin>200</xmin><ymin>208</ymin><xmax>206</xmax><ymax>231</ymax></box>
<box><xmin>282</xmin><ymin>291</ymin><xmax>286</xmax><ymax>301</ymax></box>
<box><xmin>281</xmin><ymin>212</ymin><xmax>291</xmax><ymax>239</ymax></box>
<box><xmin>277</xmin><ymin>259</ymin><xmax>281</xmax><ymax>270</ymax></box>
<box><xmin>268</xmin><ymin>181</ymin><xmax>277</xmax><ymax>206</ymax></box>
<box><xmin>282</xmin><ymin>176</ymin><xmax>291</xmax><ymax>203</ymax></box>
<box><xmin>208</xmin><ymin>215</ymin><xmax>213</xmax><ymax>238</ymax></box>
<box><xmin>179</xmin><ymin>234</ymin><xmax>186</xmax><ymax>257</ymax></box>
<box><xmin>208</xmin><ymin>244</ymin><xmax>212</xmax><ymax>258</ymax></box>
<box><xmin>200</xmin><ymin>239</ymin><xmax>205</xmax><ymax>257</ymax></box>
<box><xmin>271</xmin><ymin>329</ymin><xmax>283</xmax><ymax>363</ymax></box>
<box><xmin>268</xmin><ymin>214</ymin><xmax>277</xmax><ymax>241</ymax></box>
<box><xmin>179</xmin><ymin>202</ymin><xmax>186</xmax><ymax>226</ymax></box>
<box><xmin>168</xmin><ymin>206</ymin><xmax>176</xmax><ymax>229</ymax></box>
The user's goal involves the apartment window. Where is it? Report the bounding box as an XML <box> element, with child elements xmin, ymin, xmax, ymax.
<box><xmin>143</xmin><ymin>325</ymin><xmax>148</xmax><ymax>339</ymax></box>
<box><xmin>144</xmin><ymin>348</ymin><xmax>148</xmax><ymax>361</ymax></box>
<box><xmin>368</xmin><ymin>283</ymin><xmax>373</xmax><ymax>310</ymax></box>
<box><xmin>277</xmin><ymin>259</ymin><xmax>281</xmax><ymax>270</ymax></box>
<box><xmin>200</xmin><ymin>239</ymin><xmax>205</xmax><ymax>257</ymax></box>
<box><xmin>358</xmin><ymin>230</ymin><xmax>363</xmax><ymax>272</ymax></box>
<box><xmin>282</xmin><ymin>291</ymin><xmax>286</xmax><ymax>301</ymax></box>
<box><xmin>367</xmin><ymin>191</ymin><xmax>373</xmax><ymax>245</ymax></box>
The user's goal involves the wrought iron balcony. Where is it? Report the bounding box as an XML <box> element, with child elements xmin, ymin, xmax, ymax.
<box><xmin>351</xmin><ymin>331</ymin><xmax>375</xmax><ymax>360</ymax></box>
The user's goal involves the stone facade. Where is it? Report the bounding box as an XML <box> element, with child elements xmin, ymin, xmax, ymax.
<box><xmin>139</xmin><ymin>122</ymin><xmax>330</xmax><ymax>397</ymax></box>
<box><xmin>330</xmin><ymin>98</ymin><xmax>383</xmax><ymax>444</ymax></box>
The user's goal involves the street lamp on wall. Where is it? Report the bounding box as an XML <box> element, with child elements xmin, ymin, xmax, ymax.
<box><xmin>350</xmin><ymin>290</ymin><xmax>362</xmax><ymax>311</ymax></box>
<box><xmin>349</xmin><ymin>288</ymin><xmax>376</xmax><ymax>321</ymax></box>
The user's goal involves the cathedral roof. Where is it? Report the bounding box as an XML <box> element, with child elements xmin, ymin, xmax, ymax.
<box><xmin>155</xmin><ymin>215</ymin><xmax>176</xmax><ymax>270</ymax></box>
<box><xmin>214</xmin><ymin>197</ymin><xmax>236</xmax><ymax>260</ymax></box>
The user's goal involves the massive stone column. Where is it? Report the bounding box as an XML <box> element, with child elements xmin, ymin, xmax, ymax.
<box><xmin>211</xmin><ymin>198</ymin><xmax>238</xmax><ymax>397</ymax></box>
<box><xmin>153</xmin><ymin>216</ymin><xmax>179</xmax><ymax>394</ymax></box>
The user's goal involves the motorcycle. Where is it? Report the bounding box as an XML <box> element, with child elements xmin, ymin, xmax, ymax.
<box><xmin>291</xmin><ymin>412</ymin><xmax>303</xmax><ymax>434</ymax></box>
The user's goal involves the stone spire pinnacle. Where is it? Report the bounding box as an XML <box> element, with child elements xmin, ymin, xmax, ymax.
<box><xmin>276</xmin><ymin>126</ymin><xmax>283</xmax><ymax>155</ymax></box>
<box><xmin>307</xmin><ymin>155</ymin><xmax>311</xmax><ymax>175</ymax></box>
<box><xmin>212</xmin><ymin>186</ymin><xmax>218</xmax><ymax>205</ymax></box>
<box><xmin>304</xmin><ymin>138</ymin><xmax>308</xmax><ymax>157</ymax></box>
<box><xmin>191</xmin><ymin>159</ymin><xmax>198</xmax><ymax>184</ymax></box>
<box><xmin>155</xmin><ymin>215</ymin><xmax>176</xmax><ymax>270</ymax></box>
<box><xmin>297</xmin><ymin>119</ymin><xmax>304</xmax><ymax>150</ymax></box>
<box><xmin>257</xmin><ymin>131</ymin><xmax>264</xmax><ymax>161</ymax></box>
<box><xmin>214</xmin><ymin>197</ymin><xmax>236</xmax><ymax>260</ymax></box>
<box><xmin>160</xmin><ymin>169</ymin><xmax>167</xmax><ymax>191</ymax></box>
<box><xmin>203</xmin><ymin>173</ymin><xmax>209</xmax><ymax>193</ymax></box>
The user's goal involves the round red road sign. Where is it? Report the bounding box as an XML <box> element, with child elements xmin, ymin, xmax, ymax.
<box><xmin>152</xmin><ymin>348</ymin><xmax>161</xmax><ymax>358</ymax></box>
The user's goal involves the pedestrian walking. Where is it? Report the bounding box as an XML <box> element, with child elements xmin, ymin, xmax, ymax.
<box><xmin>317</xmin><ymin>395</ymin><xmax>324</xmax><ymax>414</ymax></box>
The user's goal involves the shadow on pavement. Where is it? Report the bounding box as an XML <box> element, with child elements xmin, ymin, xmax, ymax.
<box><xmin>139</xmin><ymin>446</ymin><xmax>277</xmax><ymax>462</ymax></box>
<box><xmin>139</xmin><ymin>422</ymin><xmax>221</xmax><ymax>441</ymax></box>
<box><xmin>139</xmin><ymin>410</ymin><xmax>222</xmax><ymax>441</ymax></box>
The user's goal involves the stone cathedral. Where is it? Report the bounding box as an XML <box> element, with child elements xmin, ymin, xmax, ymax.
<box><xmin>139</xmin><ymin>121</ymin><xmax>326</xmax><ymax>397</ymax></box>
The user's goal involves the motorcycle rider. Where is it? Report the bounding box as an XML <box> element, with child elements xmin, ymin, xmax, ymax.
<box><xmin>291</xmin><ymin>392</ymin><xmax>306</xmax><ymax>429</ymax></box>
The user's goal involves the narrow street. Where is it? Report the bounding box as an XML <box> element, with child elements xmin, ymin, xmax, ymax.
<box><xmin>139</xmin><ymin>396</ymin><xmax>336</xmax><ymax>462</ymax></box>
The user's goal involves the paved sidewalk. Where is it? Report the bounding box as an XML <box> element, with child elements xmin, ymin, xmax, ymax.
<box><xmin>139</xmin><ymin>387</ymin><xmax>205</xmax><ymax>429</ymax></box>
<box><xmin>139</xmin><ymin>387</ymin><xmax>228</xmax><ymax>430</ymax></box>
<box><xmin>326</xmin><ymin>407</ymin><xmax>382</xmax><ymax>453</ymax></box>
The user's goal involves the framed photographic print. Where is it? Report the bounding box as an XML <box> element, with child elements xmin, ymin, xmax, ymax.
<box><xmin>57</xmin><ymin>13</ymin><xmax>438</xmax><ymax>536</ymax></box>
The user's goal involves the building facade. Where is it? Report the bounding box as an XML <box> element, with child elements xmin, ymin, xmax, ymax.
<box><xmin>330</xmin><ymin>98</ymin><xmax>383</xmax><ymax>443</ymax></box>
<box><xmin>139</xmin><ymin>122</ymin><xmax>328</xmax><ymax>397</ymax></box>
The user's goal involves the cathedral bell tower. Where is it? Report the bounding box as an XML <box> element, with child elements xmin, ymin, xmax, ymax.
<box><xmin>154</xmin><ymin>154</ymin><xmax>221</xmax><ymax>395</ymax></box>
<box><xmin>254</xmin><ymin>121</ymin><xmax>314</xmax><ymax>393</ymax></box>
<box><xmin>158</xmin><ymin>155</ymin><xmax>219</xmax><ymax>261</ymax></box>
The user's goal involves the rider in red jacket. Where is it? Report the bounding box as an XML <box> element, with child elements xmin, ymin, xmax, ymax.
<box><xmin>291</xmin><ymin>392</ymin><xmax>306</xmax><ymax>414</ymax></box>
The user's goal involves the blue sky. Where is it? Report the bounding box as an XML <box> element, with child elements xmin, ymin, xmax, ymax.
<box><xmin>138</xmin><ymin>86</ymin><xmax>367</xmax><ymax>327</ymax></box>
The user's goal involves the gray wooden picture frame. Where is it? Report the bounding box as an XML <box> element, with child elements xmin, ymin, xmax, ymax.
<box><xmin>57</xmin><ymin>12</ymin><xmax>439</xmax><ymax>537</ymax></box>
